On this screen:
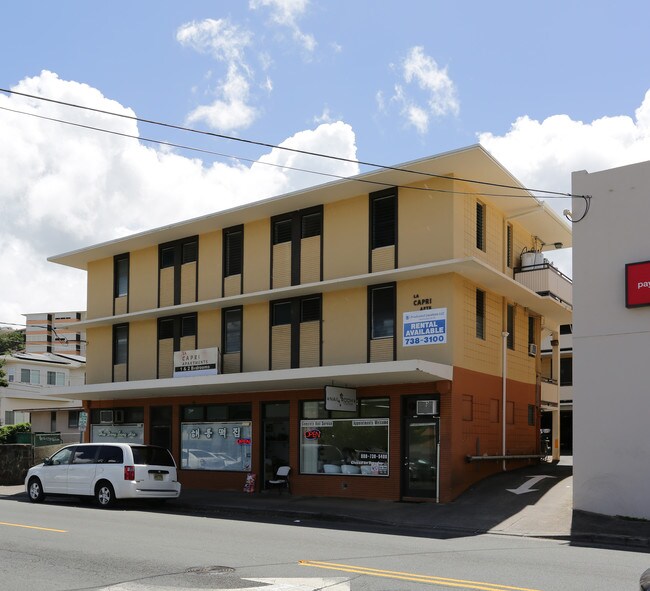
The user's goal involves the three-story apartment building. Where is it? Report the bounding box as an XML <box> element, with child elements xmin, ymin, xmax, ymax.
<box><xmin>48</xmin><ymin>145</ymin><xmax>572</xmax><ymax>502</ymax></box>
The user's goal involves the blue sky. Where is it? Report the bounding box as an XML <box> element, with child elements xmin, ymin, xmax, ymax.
<box><xmin>3</xmin><ymin>1</ymin><xmax>650</xmax><ymax>326</ymax></box>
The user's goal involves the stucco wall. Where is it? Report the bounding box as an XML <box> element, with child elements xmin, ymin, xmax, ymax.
<box><xmin>572</xmin><ymin>162</ymin><xmax>650</xmax><ymax>519</ymax></box>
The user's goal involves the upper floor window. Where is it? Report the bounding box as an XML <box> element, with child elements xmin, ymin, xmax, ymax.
<box><xmin>369</xmin><ymin>284</ymin><xmax>395</xmax><ymax>340</ymax></box>
<box><xmin>47</xmin><ymin>371</ymin><xmax>65</xmax><ymax>386</ymax></box>
<box><xmin>159</xmin><ymin>236</ymin><xmax>198</xmax><ymax>307</ymax></box>
<box><xmin>370</xmin><ymin>190</ymin><xmax>396</xmax><ymax>250</ymax></box>
<box><xmin>506</xmin><ymin>223</ymin><xmax>513</xmax><ymax>268</ymax></box>
<box><xmin>271</xmin><ymin>207</ymin><xmax>322</xmax><ymax>288</ymax></box>
<box><xmin>113</xmin><ymin>324</ymin><xmax>128</xmax><ymax>366</ymax></box>
<box><xmin>223</xmin><ymin>226</ymin><xmax>243</xmax><ymax>278</ymax></box>
<box><xmin>507</xmin><ymin>304</ymin><xmax>515</xmax><ymax>350</ymax></box>
<box><xmin>223</xmin><ymin>307</ymin><xmax>242</xmax><ymax>354</ymax></box>
<box><xmin>270</xmin><ymin>295</ymin><xmax>322</xmax><ymax>369</ymax></box>
<box><xmin>476</xmin><ymin>200</ymin><xmax>486</xmax><ymax>251</ymax></box>
<box><xmin>476</xmin><ymin>289</ymin><xmax>486</xmax><ymax>340</ymax></box>
<box><xmin>560</xmin><ymin>357</ymin><xmax>573</xmax><ymax>386</ymax></box>
<box><xmin>114</xmin><ymin>253</ymin><xmax>129</xmax><ymax>298</ymax></box>
<box><xmin>20</xmin><ymin>369</ymin><xmax>40</xmax><ymax>385</ymax></box>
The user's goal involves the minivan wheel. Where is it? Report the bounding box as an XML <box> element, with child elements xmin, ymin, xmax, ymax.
<box><xmin>95</xmin><ymin>481</ymin><xmax>116</xmax><ymax>508</ymax></box>
<box><xmin>28</xmin><ymin>477</ymin><xmax>45</xmax><ymax>503</ymax></box>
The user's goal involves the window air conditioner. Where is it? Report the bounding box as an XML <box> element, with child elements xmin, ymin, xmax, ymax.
<box><xmin>529</xmin><ymin>343</ymin><xmax>538</xmax><ymax>357</ymax></box>
<box><xmin>99</xmin><ymin>410</ymin><xmax>114</xmax><ymax>424</ymax></box>
<box><xmin>416</xmin><ymin>400</ymin><xmax>438</xmax><ymax>416</ymax></box>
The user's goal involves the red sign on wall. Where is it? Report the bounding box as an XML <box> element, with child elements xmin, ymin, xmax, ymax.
<box><xmin>626</xmin><ymin>260</ymin><xmax>650</xmax><ymax>308</ymax></box>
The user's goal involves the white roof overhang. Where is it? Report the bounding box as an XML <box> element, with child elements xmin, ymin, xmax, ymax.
<box><xmin>48</xmin><ymin>145</ymin><xmax>571</xmax><ymax>271</ymax></box>
<box><xmin>45</xmin><ymin>359</ymin><xmax>454</xmax><ymax>401</ymax></box>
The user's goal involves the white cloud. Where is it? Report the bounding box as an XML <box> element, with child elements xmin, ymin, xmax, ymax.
<box><xmin>479</xmin><ymin>90</ymin><xmax>650</xmax><ymax>276</ymax></box>
<box><xmin>314</xmin><ymin>107</ymin><xmax>333</xmax><ymax>124</ymax></box>
<box><xmin>0</xmin><ymin>72</ymin><xmax>359</xmax><ymax>327</ymax></box>
<box><xmin>385</xmin><ymin>47</ymin><xmax>459</xmax><ymax>134</ymax></box>
<box><xmin>177</xmin><ymin>19</ymin><xmax>258</xmax><ymax>132</ymax></box>
<box><xmin>249</xmin><ymin>0</ymin><xmax>316</xmax><ymax>52</ymax></box>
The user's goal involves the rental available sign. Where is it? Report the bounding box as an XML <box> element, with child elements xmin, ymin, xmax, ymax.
<box><xmin>403</xmin><ymin>308</ymin><xmax>447</xmax><ymax>346</ymax></box>
<box><xmin>626</xmin><ymin>260</ymin><xmax>650</xmax><ymax>308</ymax></box>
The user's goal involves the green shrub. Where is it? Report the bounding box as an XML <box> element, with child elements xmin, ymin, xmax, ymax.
<box><xmin>0</xmin><ymin>423</ymin><xmax>31</xmax><ymax>444</ymax></box>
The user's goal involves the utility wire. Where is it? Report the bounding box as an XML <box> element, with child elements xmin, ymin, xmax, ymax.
<box><xmin>0</xmin><ymin>86</ymin><xmax>588</xmax><ymax>200</ymax></box>
<box><xmin>0</xmin><ymin>103</ymin><xmax>573</xmax><ymax>201</ymax></box>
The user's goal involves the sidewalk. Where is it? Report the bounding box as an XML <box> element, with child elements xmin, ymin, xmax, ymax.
<box><xmin>3</xmin><ymin>459</ymin><xmax>650</xmax><ymax>549</ymax></box>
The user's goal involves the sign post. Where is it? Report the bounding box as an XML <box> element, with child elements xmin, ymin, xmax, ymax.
<box><xmin>78</xmin><ymin>411</ymin><xmax>88</xmax><ymax>443</ymax></box>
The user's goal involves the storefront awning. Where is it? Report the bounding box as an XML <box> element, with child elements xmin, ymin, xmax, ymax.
<box><xmin>44</xmin><ymin>359</ymin><xmax>454</xmax><ymax>401</ymax></box>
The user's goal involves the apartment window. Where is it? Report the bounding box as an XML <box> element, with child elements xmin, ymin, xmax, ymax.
<box><xmin>528</xmin><ymin>316</ymin><xmax>536</xmax><ymax>349</ymax></box>
<box><xmin>159</xmin><ymin>236</ymin><xmax>198</xmax><ymax>306</ymax></box>
<box><xmin>113</xmin><ymin>324</ymin><xmax>128</xmax><ymax>365</ymax></box>
<box><xmin>370</xmin><ymin>190</ymin><xmax>396</xmax><ymax>250</ymax></box>
<box><xmin>223</xmin><ymin>226</ymin><xmax>243</xmax><ymax>277</ymax></box>
<box><xmin>528</xmin><ymin>404</ymin><xmax>535</xmax><ymax>426</ymax></box>
<box><xmin>476</xmin><ymin>200</ymin><xmax>486</xmax><ymax>251</ymax></box>
<box><xmin>271</xmin><ymin>206</ymin><xmax>322</xmax><ymax>287</ymax></box>
<box><xmin>158</xmin><ymin>314</ymin><xmax>197</xmax><ymax>351</ymax></box>
<box><xmin>560</xmin><ymin>357</ymin><xmax>573</xmax><ymax>386</ymax></box>
<box><xmin>114</xmin><ymin>253</ymin><xmax>129</xmax><ymax>298</ymax></box>
<box><xmin>370</xmin><ymin>284</ymin><xmax>395</xmax><ymax>339</ymax></box>
<box><xmin>507</xmin><ymin>304</ymin><xmax>515</xmax><ymax>350</ymax></box>
<box><xmin>46</xmin><ymin>371</ymin><xmax>65</xmax><ymax>386</ymax></box>
<box><xmin>20</xmin><ymin>369</ymin><xmax>40</xmax><ymax>384</ymax></box>
<box><xmin>476</xmin><ymin>289</ymin><xmax>486</xmax><ymax>340</ymax></box>
<box><xmin>223</xmin><ymin>307</ymin><xmax>242</xmax><ymax>354</ymax></box>
<box><xmin>560</xmin><ymin>324</ymin><xmax>572</xmax><ymax>335</ymax></box>
<box><xmin>270</xmin><ymin>295</ymin><xmax>322</xmax><ymax>369</ymax></box>
<box><xmin>506</xmin><ymin>223</ymin><xmax>513</xmax><ymax>268</ymax></box>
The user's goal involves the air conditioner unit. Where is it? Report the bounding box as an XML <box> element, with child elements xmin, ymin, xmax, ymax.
<box><xmin>529</xmin><ymin>343</ymin><xmax>538</xmax><ymax>357</ymax></box>
<box><xmin>99</xmin><ymin>410</ymin><xmax>114</xmax><ymax>424</ymax></box>
<box><xmin>113</xmin><ymin>410</ymin><xmax>125</xmax><ymax>424</ymax></box>
<box><xmin>416</xmin><ymin>400</ymin><xmax>438</xmax><ymax>416</ymax></box>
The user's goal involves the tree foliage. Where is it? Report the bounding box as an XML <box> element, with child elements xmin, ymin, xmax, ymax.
<box><xmin>0</xmin><ymin>330</ymin><xmax>25</xmax><ymax>355</ymax></box>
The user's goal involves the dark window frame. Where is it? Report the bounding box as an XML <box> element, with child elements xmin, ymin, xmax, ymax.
<box><xmin>269</xmin><ymin>294</ymin><xmax>322</xmax><ymax>369</ymax></box>
<box><xmin>222</xmin><ymin>306</ymin><xmax>243</xmax><ymax>356</ymax></box>
<box><xmin>112</xmin><ymin>324</ymin><xmax>129</xmax><ymax>377</ymax></box>
<box><xmin>506</xmin><ymin>223</ymin><xmax>513</xmax><ymax>268</ymax></box>
<box><xmin>223</xmin><ymin>225</ymin><xmax>244</xmax><ymax>279</ymax></box>
<box><xmin>369</xmin><ymin>283</ymin><xmax>396</xmax><ymax>341</ymax></box>
<box><xmin>507</xmin><ymin>304</ymin><xmax>515</xmax><ymax>350</ymax></box>
<box><xmin>157</xmin><ymin>313</ymin><xmax>198</xmax><ymax>353</ymax></box>
<box><xmin>270</xmin><ymin>206</ymin><xmax>323</xmax><ymax>287</ymax></box>
<box><xmin>114</xmin><ymin>253</ymin><xmax>129</xmax><ymax>299</ymax></box>
<box><xmin>476</xmin><ymin>200</ymin><xmax>486</xmax><ymax>252</ymax></box>
<box><xmin>476</xmin><ymin>289</ymin><xmax>486</xmax><ymax>340</ymax></box>
<box><xmin>158</xmin><ymin>236</ymin><xmax>199</xmax><ymax>306</ymax></box>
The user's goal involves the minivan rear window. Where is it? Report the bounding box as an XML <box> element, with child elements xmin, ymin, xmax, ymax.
<box><xmin>131</xmin><ymin>446</ymin><xmax>175</xmax><ymax>466</ymax></box>
<box><xmin>98</xmin><ymin>445</ymin><xmax>123</xmax><ymax>464</ymax></box>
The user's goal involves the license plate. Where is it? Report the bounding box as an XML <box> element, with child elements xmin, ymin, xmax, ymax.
<box><xmin>154</xmin><ymin>474</ymin><xmax>163</xmax><ymax>481</ymax></box>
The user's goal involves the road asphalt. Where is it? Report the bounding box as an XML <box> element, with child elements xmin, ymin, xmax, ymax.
<box><xmin>3</xmin><ymin>456</ymin><xmax>650</xmax><ymax>551</ymax></box>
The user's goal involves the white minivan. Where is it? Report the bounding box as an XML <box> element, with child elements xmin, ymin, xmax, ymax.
<box><xmin>25</xmin><ymin>443</ymin><xmax>181</xmax><ymax>507</ymax></box>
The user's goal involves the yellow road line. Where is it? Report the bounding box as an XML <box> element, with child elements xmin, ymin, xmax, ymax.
<box><xmin>299</xmin><ymin>560</ymin><xmax>542</xmax><ymax>591</ymax></box>
<box><xmin>0</xmin><ymin>521</ymin><xmax>67</xmax><ymax>533</ymax></box>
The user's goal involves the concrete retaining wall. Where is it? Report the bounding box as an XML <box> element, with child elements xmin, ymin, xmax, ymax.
<box><xmin>0</xmin><ymin>445</ymin><xmax>33</xmax><ymax>485</ymax></box>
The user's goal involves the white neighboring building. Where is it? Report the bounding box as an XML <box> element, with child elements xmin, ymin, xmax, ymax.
<box><xmin>1</xmin><ymin>352</ymin><xmax>84</xmax><ymax>442</ymax></box>
<box><xmin>573</xmin><ymin>161</ymin><xmax>650</xmax><ymax>519</ymax></box>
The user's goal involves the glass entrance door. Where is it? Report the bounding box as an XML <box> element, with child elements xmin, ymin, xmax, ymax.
<box><xmin>262</xmin><ymin>402</ymin><xmax>290</xmax><ymax>489</ymax></box>
<box><xmin>402</xmin><ymin>397</ymin><xmax>439</xmax><ymax>498</ymax></box>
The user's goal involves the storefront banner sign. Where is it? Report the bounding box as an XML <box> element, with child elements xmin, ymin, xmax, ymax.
<box><xmin>180</xmin><ymin>421</ymin><xmax>252</xmax><ymax>472</ymax></box>
<box><xmin>324</xmin><ymin>386</ymin><xmax>357</xmax><ymax>411</ymax></box>
<box><xmin>403</xmin><ymin>308</ymin><xmax>447</xmax><ymax>346</ymax></box>
<box><xmin>91</xmin><ymin>424</ymin><xmax>144</xmax><ymax>443</ymax></box>
<box><xmin>625</xmin><ymin>260</ymin><xmax>650</xmax><ymax>308</ymax></box>
<box><xmin>173</xmin><ymin>347</ymin><xmax>219</xmax><ymax>378</ymax></box>
<box><xmin>352</xmin><ymin>419</ymin><xmax>389</xmax><ymax>427</ymax></box>
<box><xmin>301</xmin><ymin>420</ymin><xmax>333</xmax><ymax>428</ymax></box>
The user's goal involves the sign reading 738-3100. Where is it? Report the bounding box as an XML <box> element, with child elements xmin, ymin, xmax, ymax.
<box><xmin>402</xmin><ymin>308</ymin><xmax>447</xmax><ymax>346</ymax></box>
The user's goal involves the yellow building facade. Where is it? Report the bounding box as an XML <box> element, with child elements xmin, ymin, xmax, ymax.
<box><xmin>50</xmin><ymin>146</ymin><xmax>572</xmax><ymax>502</ymax></box>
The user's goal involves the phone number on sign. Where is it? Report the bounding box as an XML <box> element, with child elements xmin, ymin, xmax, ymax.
<box><xmin>404</xmin><ymin>335</ymin><xmax>445</xmax><ymax>345</ymax></box>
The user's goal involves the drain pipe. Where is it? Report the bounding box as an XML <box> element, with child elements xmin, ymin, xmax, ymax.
<box><xmin>502</xmin><ymin>331</ymin><xmax>509</xmax><ymax>471</ymax></box>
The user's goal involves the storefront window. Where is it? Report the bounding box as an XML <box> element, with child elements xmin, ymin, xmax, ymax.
<box><xmin>300</xmin><ymin>398</ymin><xmax>389</xmax><ymax>476</ymax></box>
<box><xmin>180</xmin><ymin>421</ymin><xmax>252</xmax><ymax>471</ymax></box>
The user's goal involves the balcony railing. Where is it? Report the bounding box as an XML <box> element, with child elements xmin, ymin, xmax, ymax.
<box><xmin>514</xmin><ymin>262</ymin><xmax>572</xmax><ymax>308</ymax></box>
<box><xmin>541</xmin><ymin>378</ymin><xmax>559</xmax><ymax>406</ymax></box>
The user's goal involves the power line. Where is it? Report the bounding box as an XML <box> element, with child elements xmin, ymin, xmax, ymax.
<box><xmin>0</xmin><ymin>86</ymin><xmax>587</xmax><ymax>200</ymax></box>
<box><xmin>0</xmin><ymin>103</ymin><xmax>573</xmax><ymax>201</ymax></box>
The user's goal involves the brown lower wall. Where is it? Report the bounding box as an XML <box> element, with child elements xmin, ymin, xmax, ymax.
<box><xmin>84</xmin><ymin>367</ymin><xmax>540</xmax><ymax>503</ymax></box>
